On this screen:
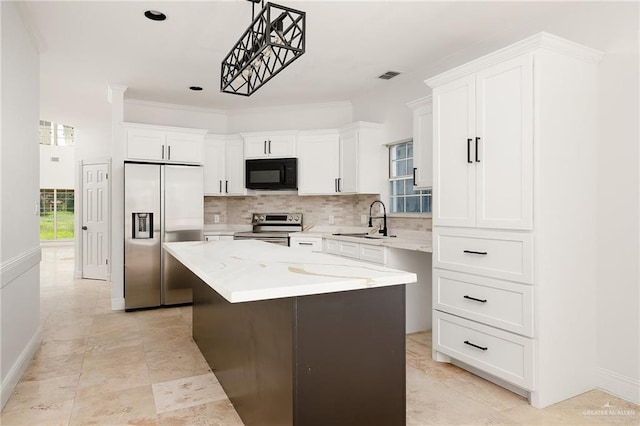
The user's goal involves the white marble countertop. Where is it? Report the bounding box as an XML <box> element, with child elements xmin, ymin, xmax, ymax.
<box><xmin>203</xmin><ymin>224</ymin><xmax>251</xmax><ymax>236</ymax></box>
<box><xmin>164</xmin><ymin>240</ymin><xmax>417</xmax><ymax>303</ymax></box>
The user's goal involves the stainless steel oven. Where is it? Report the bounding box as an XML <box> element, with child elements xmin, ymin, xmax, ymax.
<box><xmin>234</xmin><ymin>213</ymin><xmax>303</xmax><ymax>246</ymax></box>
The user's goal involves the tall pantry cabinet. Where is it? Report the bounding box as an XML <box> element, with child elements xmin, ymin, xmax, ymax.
<box><xmin>427</xmin><ymin>33</ymin><xmax>603</xmax><ymax>408</ymax></box>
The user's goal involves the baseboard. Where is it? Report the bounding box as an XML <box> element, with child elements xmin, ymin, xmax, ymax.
<box><xmin>1</xmin><ymin>326</ymin><xmax>42</xmax><ymax>409</ymax></box>
<box><xmin>598</xmin><ymin>367</ymin><xmax>640</xmax><ymax>405</ymax></box>
<box><xmin>73</xmin><ymin>269</ymin><xmax>82</xmax><ymax>279</ymax></box>
<box><xmin>111</xmin><ymin>297</ymin><xmax>125</xmax><ymax>311</ymax></box>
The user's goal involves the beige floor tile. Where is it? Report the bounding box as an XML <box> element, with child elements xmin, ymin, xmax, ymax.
<box><xmin>157</xmin><ymin>399</ymin><xmax>244</xmax><ymax>426</ymax></box>
<box><xmin>152</xmin><ymin>373</ymin><xmax>227</xmax><ymax>414</ymax></box>
<box><xmin>22</xmin><ymin>352</ymin><xmax>85</xmax><ymax>382</ymax></box>
<box><xmin>77</xmin><ymin>345</ymin><xmax>150</xmax><ymax>398</ymax></box>
<box><xmin>3</xmin><ymin>374</ymin><xmax>79</xmax><ymax>413</ymax></box>
<box><xmin>33</xmin><ymin>338</ymin><xmax>87</xmax><ymax>360</ymax></box>
<box><xmin>85</xmin><ymin>328</ymin><xmax>144</xmax><ymax>353</ymax></box>
<box><xmin>0</xmin><ymin>398</ymin><xmax>74</xmax><ymax>426</ymax></box>
<box><xmin>70</xmin><ymin>385</ymin><xmax>158</xmax><ymax>426</ymax></box>
<box><xmin>145</xmin><ymin>346</ymin><xmax>211</xmax><ymax>384</ymax></box>
<box><xmin>89</xmin><ymin>312</ymin><xmax>140</xmax><ymax>336</ymax></box>
<box><xmin>142</xmin><ymin>335</ymin><xmax>200</xmax><ymax>354</ymax></box>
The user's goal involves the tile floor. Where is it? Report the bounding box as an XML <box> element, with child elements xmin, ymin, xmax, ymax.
<box><xmin>1</xmin><ymin>245</ymin><xmax>638</xmax><ymax>425</ymax></box>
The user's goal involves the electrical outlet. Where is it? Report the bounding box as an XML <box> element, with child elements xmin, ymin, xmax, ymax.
<box><xmin>214</xmin><ymin>214</ymin><xmax>220</xmax><ymax>223</ymax></box>
<box><xmin>328</xmin><ymin>215</ymin><xmax>335</xmax><ymax>224</ymax></box>
<box><xmin>361</xmin><ymin>214</ymin><xmax>367</xmax><ymax>224</ymax></box>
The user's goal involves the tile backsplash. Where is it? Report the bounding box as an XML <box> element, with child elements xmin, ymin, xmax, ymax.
<box><xmin>204</xmin><ymin>194</ymin><xmax>432</xmax><ymax>231</ymax></box>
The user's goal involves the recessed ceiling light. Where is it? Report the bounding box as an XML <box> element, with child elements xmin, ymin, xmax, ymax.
<box><xmin>144</xmin><ymin>10</ymin><xmax>167</xmax><ymax>21</ymax></box>
<box><xmin>189</xmin><ymin>86</ymin><xmax>203</xmax><ymax>91</ymax></box>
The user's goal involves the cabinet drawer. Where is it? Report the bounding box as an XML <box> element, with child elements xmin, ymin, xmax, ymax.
<box><xmin>290</xmin><ymin>237</ymin><xmax>323</xmax><ymax>252</ymax></box>
<box><xmin>433</xmin><ymin>311</ymin><xmax>534</xmax><ymax>390</ymax></box>
<box><xmin>204</xmin><ymin>235</ymin><xmax>220</xmax><ymax>242</ymax></box>
<box><xmin>359</xmin><ymin>244</ymin><xmax>386</xmax><ymax>265</ymax></box>
<box><xmin>434</xmin><ymin>270</ymin><xmax>533</xmax><ymax>336</ymax></box>
<box><xmin>434</xmin><ymin>228</ymin><xmax>533</xmax><ymax>284</ymax></box>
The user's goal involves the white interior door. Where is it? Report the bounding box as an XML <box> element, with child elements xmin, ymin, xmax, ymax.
<box><xmin>82</xmin><ymin>162</ymin><xmax>109</xmax><ymax>280</ymax></box>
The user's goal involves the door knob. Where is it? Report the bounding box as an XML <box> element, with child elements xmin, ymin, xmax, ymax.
<box><xmin>82</xmin><ymin>226</ymin><xmax>88</xmax><ymax>230</ymax></box>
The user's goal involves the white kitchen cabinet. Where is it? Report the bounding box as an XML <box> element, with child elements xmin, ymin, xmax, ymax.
<box><xmin>297</xmin><ymin>130</ymin><xmax>340</xmax><ymax>195</ymax></box>
<box><xmin>338</xmin><ymin>122</ymin><xmax>383</xmax><ymax>194</ymax></box>
<box><xmin>203</xmin><ymin>134</ymin><xmax>247</xmax><ymax>196</ymax></box>
<box><xmin>407</xmin><ymin>96</ymin><xmax>433</xmax><ymax>189</ymax></box>
<box><xmin>124</xmin><ymin>122</ymin><xmax>206</xmax><ymax>164</ymax></box>
<box><xmin>204</xmin><ymin>234</ymin><xmax>234</xmax><ymax>242</ymax></box>
<box><xmin>427</xmin><ymin>33</ymin><xmax>603</xmax><ymax>408</ymax></box>
<box><xmin>203</xmin><ymin>135</ymin><xmax>225</xmax><ymax>195</ymax></box>
<box><xmin>242</xmin><ymin>131</ymin><xmax>297</xmax><ymax>159</ymax></box>
<box><xmin>432</xmin><ymin>54</ymin><xmax>533</xmax><ymax>230</ymax></box>
<box><xmin>324</xmin><ymin>238</ymin><xmax>386</xmax><ymax>264</ymax></box>
<box><xmin>289</xmin><ymin>235</ymin><xmax>323</xmax><ymax>252</ymax></box>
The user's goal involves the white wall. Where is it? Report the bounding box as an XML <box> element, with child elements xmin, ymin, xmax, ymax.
<box><xmin>226</xmin><ymin>101</ymin><xmax>353</xmax><ymax>133</ymax></box>
<box><xmin>124</xmin><ymin>99</ymin><xmax>227</xmax><ymax>133</ymax></box>
<box><xmin>351</xmin><ymin>2</ymin><xmax>639</xmax><ymax>403</ymax></box>
<box><xmin>39</xmin><ymin>145</ymin><xmax>74</xmax><ymax>189</ymax></box>
<box><xmin>0</xmin><ymin>2</ymin><xmax>42</xmax><ymax>408</ymax></box>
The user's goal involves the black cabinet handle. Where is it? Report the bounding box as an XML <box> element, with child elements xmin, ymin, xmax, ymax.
<box><xmin>298</xmin><ymin>242</ymin><xmax>314</xmax><ymax>246</ymax></box>
<box><xmin>162</xmin><ymin>145</ymin><xmax>165</xmax><ymax>160</ymax></box>
<box><xmin>475</xmin><ymin>137</ymin><xmax>481</xmax><ymax>162</ymax></box>
<box><xmin>168</xmin><ymin>145</ymin><xmax>171</xmax><ymax>160</ymax></box>
<box><xmin>464</xmin><ymin>340</ymin><xmax>488</xmax><ymax>351</ymax></box>
<box><xmin>82</xmin><ymin>226</ymin><xmax>88</xmax><ymax>230</ymax></box>
<box><xmin>337</xmin><ymin>177</ymin><xmax>342</xmax><ymax>192</ymax></box>
<box><xmin>225</xmin><ymin>180</ymin><xmax>229</xmax><ymax>193</ymax></box>
<box><xmin>464</xmin><ymin>295</ymin><xmax>487</xmax><ymax>303</ymax></box>
<box><xmin>264</xmin><ymin>141</ymin><xmax>267</xmax><ymax>154</ymax></box>
<box><xmin>413</xmin><ymin>167</ymin><xmax>417</xmax><ymax>186</ymax></box>
<box><xmin>219</xmin><ymin>180</ymin><xmax>222</xmax><ymax>193</ymax></box>
<box><xmin>268</xmin><ymin>140</ymin><xmax>271</xmax><ymax>154</ymax></box>
<box><xmin>463</xmin><ymin>250</ymin><xmax>487</xmax><ymax>255</ymax></box>
<box><xmin>467</xmin><ymin>138</ymin><xmax>472</xmax><ymax>163</ymax></box>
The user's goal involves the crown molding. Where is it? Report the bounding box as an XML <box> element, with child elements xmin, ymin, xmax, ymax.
<box><xmin>125</xmin><ymin>99</ymin><xmax>226</xmax><ymax>115</ymax></box>
<box><xmin>425</xmin><ymin>32</ymin><xmax>604</xmax><ymax>88</ymax></box>
<box><xmin>406</xmin><ymin>95</ymin><xmax>432</xmax><ymax>110</ymax></box>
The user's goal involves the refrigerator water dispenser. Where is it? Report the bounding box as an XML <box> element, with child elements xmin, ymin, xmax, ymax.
<box><xmin>133</xmin><ymin>212</ymin><xmax>153</xmax><ymax>239</ymax></box>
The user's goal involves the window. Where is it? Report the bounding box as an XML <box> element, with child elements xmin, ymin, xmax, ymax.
<box><xmin>40</xmin><ymin>189</ymin><xmax>74</xmax><ymax>240</ymax></box>
<box><xmin>39</xmin><ymin>120</ymin><xmax>75</xmax><ymax>146</ymax></box>
<box><xmin>389</xmin><ymin>141</ymin><xmax>431</xmax><ymax>213</ymax></box>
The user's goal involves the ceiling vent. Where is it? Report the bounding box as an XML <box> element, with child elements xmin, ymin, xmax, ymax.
<box><xmin>378</xmin><ymin>71</ymin><xmax>401</xmax><ymax>80</ymax></box>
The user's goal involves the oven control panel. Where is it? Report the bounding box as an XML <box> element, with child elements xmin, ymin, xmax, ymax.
<box><xmin>251</xmin><ymin>213</ymin><xmax>303</xmax><ymax>225</ymax></box>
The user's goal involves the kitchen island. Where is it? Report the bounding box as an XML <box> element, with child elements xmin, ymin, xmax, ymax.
<box><xmin>164</xmin><ymin>240</ymin><xmax>417</xmax><ymax>426</ymax></box>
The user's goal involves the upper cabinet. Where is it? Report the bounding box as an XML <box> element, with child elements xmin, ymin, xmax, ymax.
<box><xmin>338</xmin><ymin>122</ymin><xmax>383</xmax><ymax>194</ymax></box>
<box><xmin>123</xmin><ymin>123</ymin><xmax>207</xmax><ymax>165</ymax></box>
<box><xmin>407</xmin><ymin>96</ymin><xmax>433</xmax><ymax>189</ymax></box>
<box><xmin>297</xmin><ymin>130</ymin><xmax>340</xmax><ymax>195</ymax></box>
<box><xmin>242</xmin><ymin>131</ymin><xmax>297</xmax><ymax>159</ymax></box>
<box><xmin>203</xmin><ymin>134</ymin><xmax>246</xmax><ymax>196</ymax></box>
<box><xmin>431</xmin><ymin>54</ymin><xmax>533</xmax><ymax>230</ymax></box>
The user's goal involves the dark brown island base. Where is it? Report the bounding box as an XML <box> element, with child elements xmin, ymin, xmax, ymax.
<box><xmin>192</xmin><ymin>278</ymin><xmax>406</xmax><ymax>426</ymax></box>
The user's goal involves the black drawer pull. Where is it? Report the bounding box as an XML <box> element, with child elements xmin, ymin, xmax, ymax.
<box><xmin>464</xmin><ymin>340</ymin><xmax>488</xmax><ymax>351</ymax></box>
<box><xmin>464</xmin><ymin>295</ymin><xmax>487</xmax><ymax>303</ymax></box>
<box><xmin>298</xmin><ymin>242</ymin><xmax>314</xmax><ymax>246</ymax></box>
<box><xmin>463</xmin><ymin>250</ymin><xmax>488</xmax><ymax>255</ymax></box>
<box><xmin>467</xmin><ymin>138</ymin><xmax>472</xmax><ymax>163</ymax></box>
<box><xmin>475</xmin><ymin>137</ymin><xmax>481</xmax><ymax>162</ymax></box>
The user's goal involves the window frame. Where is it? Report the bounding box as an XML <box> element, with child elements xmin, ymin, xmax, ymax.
<box><xmin>387</xmin><ymin>139</ymin><xmax>432</xmax><ymax>216</ymax></box>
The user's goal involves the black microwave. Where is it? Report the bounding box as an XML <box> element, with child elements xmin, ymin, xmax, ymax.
<box><xmin>245</xmin><ymin>158</ymin><xmax>297</xmax><ymax>190</ymax></box>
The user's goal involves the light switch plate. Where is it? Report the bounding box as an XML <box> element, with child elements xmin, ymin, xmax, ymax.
<box><xmin>361</xmin><ymin>215</ymin><xmax>367</xmax><ymax>224</ymax></box>
<box><xmin>328</xmin><ymin>215</ymin><xmax>335</xmax><ymax>224</ymax></box>
<box><xmin>214</xmin><ymin>214</ymin><xmax>220</xmax><ymax>223</ymax></box>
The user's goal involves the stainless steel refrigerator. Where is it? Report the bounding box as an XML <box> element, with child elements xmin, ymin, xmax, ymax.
<box><xmin>124</xmin><ymin>162</ymin><xmax>203</xmax><ymax>310</ymax></box>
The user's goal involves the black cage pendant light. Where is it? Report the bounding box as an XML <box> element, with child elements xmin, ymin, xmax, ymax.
<box><xmin>221</xmin><ymin>0</ymin><xmax>306</xmax><ymax>96</ymax></box>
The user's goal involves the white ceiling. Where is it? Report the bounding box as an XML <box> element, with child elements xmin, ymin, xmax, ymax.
<box><xmin>22</xmin><ymin>0</ymin><xmax>576</xmax><ymax>118</ymax></box>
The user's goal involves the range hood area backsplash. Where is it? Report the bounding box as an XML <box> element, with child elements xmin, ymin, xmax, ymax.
<box><xmin>204</xmin><ymin>194</ymin><xmax>432</xmax><ymax>232</ymax></box>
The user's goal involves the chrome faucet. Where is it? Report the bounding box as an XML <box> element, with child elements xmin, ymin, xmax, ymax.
<box><xmin>368</xmin><ymin>200</ymin><xmax>388</xmax><ymax>236</ymax></box>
